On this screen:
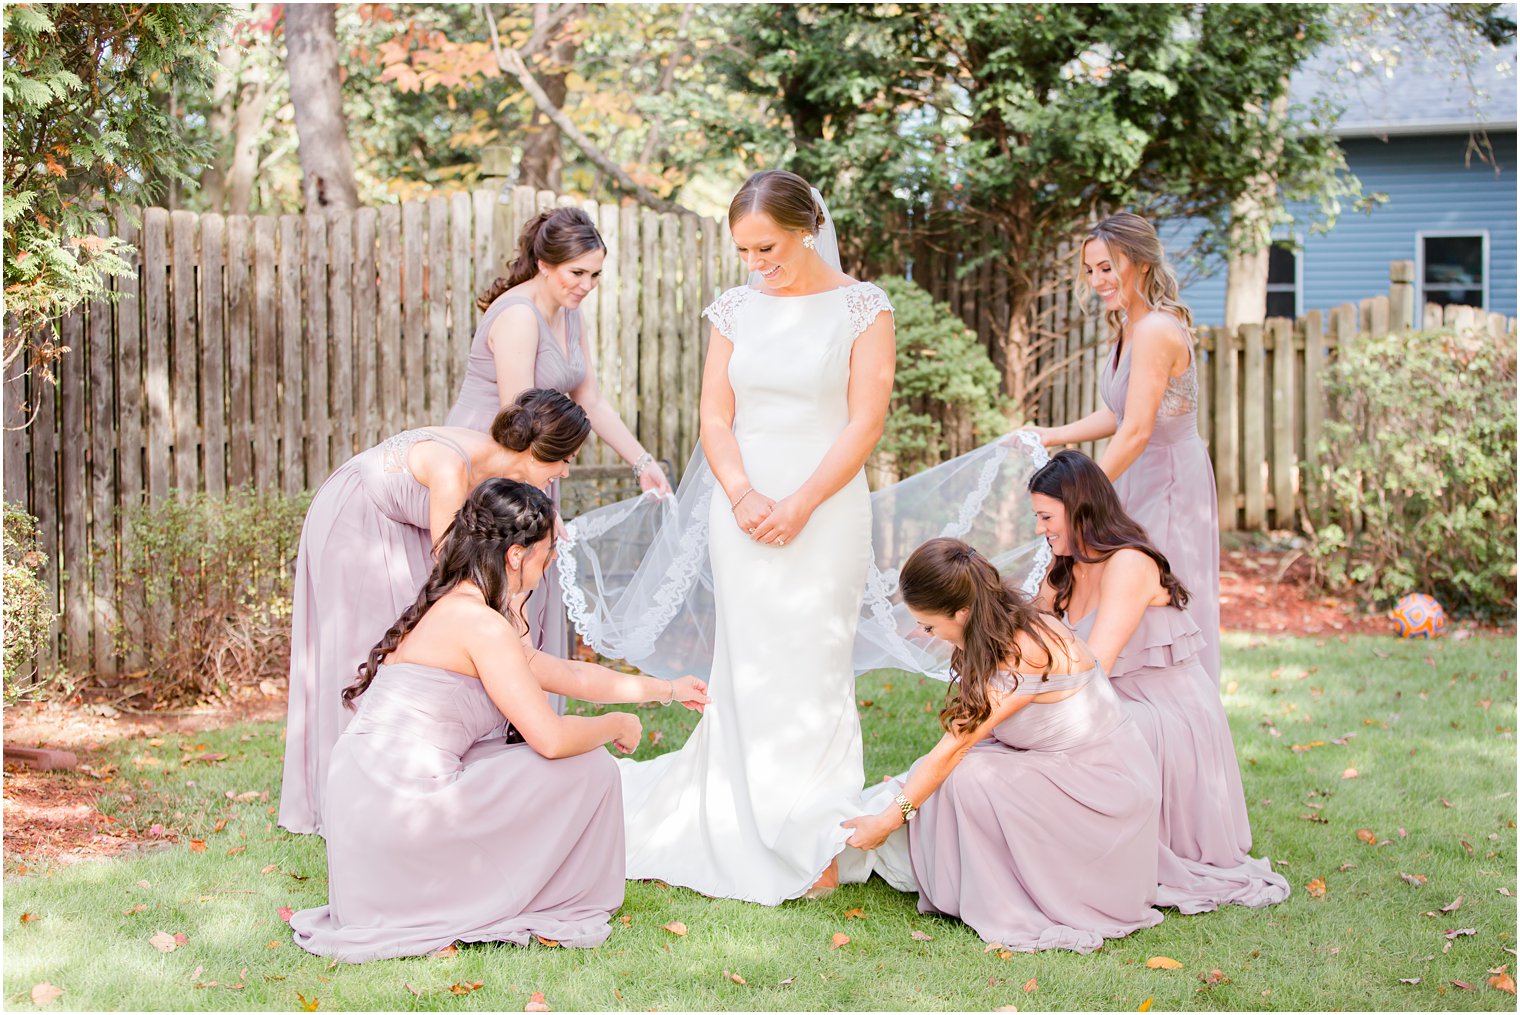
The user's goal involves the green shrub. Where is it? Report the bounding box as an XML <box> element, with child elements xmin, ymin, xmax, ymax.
<box><xmin>870</xmin><ymin>276</ymin><xmax>1017</xmax><ymax>482</ymax></box>
<box><xmin>1305</xmin><ymin>327</ymin><xmax>1516</xmax><ymax>617</ymax></box>
<box><xmin>3</xmin><ymin>502</ymin><xmax>55</xmax><ymax>701</ymax></box>
<box><xmin>114</xmin><ymin>487</ymin><xmax>312</xmax><ymax>705</ymax></box>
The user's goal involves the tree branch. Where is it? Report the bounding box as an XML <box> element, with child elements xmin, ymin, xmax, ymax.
<box><xmin>482</xmin><ymin>3</ymin><xmax>693</xmax><ymax>216</ymax></box>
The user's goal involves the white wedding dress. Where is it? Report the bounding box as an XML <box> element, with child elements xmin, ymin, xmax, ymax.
<box><xmin>613</xmin><ymin>281</ymin><xmax>894</xmax><ymax>904</ymax></box>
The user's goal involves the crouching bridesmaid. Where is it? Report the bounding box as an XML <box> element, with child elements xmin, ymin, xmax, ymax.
<box><xmin>290</xmin><ymin>479</ymin><xmax>707</xmax><ymax>962</ymax></box>
<box><xmin>841</xmin><ymin>538</ymin><xmax>1163</xmax><ymax>954</ymax></box>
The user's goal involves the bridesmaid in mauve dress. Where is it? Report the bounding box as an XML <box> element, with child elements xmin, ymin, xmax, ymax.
<box><xmin>449</xmin><ymin>207</ymin><xmax>671</xmax><ymax>664</ymax></box>
<box><xmin>290</xmin><ymin>480</ymin><xmax>706</xmax><ymax>963</ymax></box>
<box><xmin>277</xmin><ymin>391</ymin><xmax>591</xmax><ymax>836</ymax></box>
<box><xmin>1030</xmin><ymin>213</ymin><xmax>1220</xmax><ymax>683</ymax></box>
<box><xmin>1029</xmin><ymin>451</ymin><xmax>1288</xmax><ymax>911</ymax></box>
<box><xmin>841</xmin><ymin>539</ymin><xmax>1164</xmax><ymax>954</ymax></box>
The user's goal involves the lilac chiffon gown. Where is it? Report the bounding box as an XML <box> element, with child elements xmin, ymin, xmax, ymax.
<box><xmin>278</xmin><ymin>429</ymin><xmax>472</xmax><ymax>836</ymax></box>
<box><xmin>1101</xmin><ymin>336</ymin><xmax>1221</xmax><ymax>682</ymax></box>
<box><xmin>446</xmin><ymin>291</ymin><xmax>587</xmax><ymax>664</ymax></box>
<box><xmin>1072</xmin><ymin>606</ymin><xmax>1289</xmax><ymax>911</ymax></box>
<box><xmin>895</xmin><ymin>663</ymin><xmax>1164</xmax><ymax>953</ymax></box>
<box><xmin>289</xmin><ymin>663</ymin><xmax>624</xmax><ymax>962</ymax></box>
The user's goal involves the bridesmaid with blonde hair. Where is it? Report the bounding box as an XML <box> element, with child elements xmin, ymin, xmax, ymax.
<box><xmin>1027</xmin><ymin>212</ymin><xmax>1220</xmax><ymax>683</ymax></box>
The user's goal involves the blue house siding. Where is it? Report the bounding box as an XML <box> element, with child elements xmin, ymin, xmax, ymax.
<box><xmin>1174</xmin><ymin>130</ymin><xmax>1517</xmax><ymax>325</ymax></box>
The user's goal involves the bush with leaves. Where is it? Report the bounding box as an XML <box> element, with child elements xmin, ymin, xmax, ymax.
<box><xmin>114</xmin><ymin>488</ymin><xmax>311</xmax><ymax>705</ymax></box>
<box><xmin>1305</xmin><ymin>327</ymin><xmax>1516</xmax><ymax>618</ymax></box>
<box><xmin>870</xmin><ymin>276</ymin><xmax>1016</xmax><ymax>482</ymax></box>
<box><xmin>3</xmin><ymin>503</ymin><xmax>55</xmax><ymax>701</ymax></box>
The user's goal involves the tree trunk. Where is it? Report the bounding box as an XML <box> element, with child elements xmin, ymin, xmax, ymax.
<box><xmin>226</xmin><ymin>67</ymin><xmax>269</xmax><ymax>216</ymax></box>
<box><xmin>284</xmin><ymin>3</ymin><xmax>359</xmax><ymax>213</ymax></box>
<box><xmin>1224</xmin><ymin>188</ymin><xmax>1272</xmax><ymax>331</ymax></box>
<box><xmin>517</xmin><ymin>9</ymin><xmax>576</xmax><ymax>191</ymax></box>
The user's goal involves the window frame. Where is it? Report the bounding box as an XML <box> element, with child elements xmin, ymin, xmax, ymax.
<box><xmin>1415</xmin><ymin>230</ymin><xmax>1490</xmax><ymax>311</ymax></box>
<box><xmin>1264</xmin><ymin>232</ymin><xmax>1303</xmax><ymax>320</ymax></box>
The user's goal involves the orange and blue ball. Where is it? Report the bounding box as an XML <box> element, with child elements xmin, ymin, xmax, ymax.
<box><xmin>1392</xmin><ymin>593</ymin><xmax>1446</xmax><ymax>639</ymax></box>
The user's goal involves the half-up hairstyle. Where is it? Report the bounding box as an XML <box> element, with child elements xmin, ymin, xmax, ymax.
<box><xmin>1078</xmin><ymin>212</ymin><xmax>1195</xmax><ymax>353</ymax></box>
<box><xmin>899</xmin><ymin>538</ymin><xmax>1060</xmax><ymax>734</ymax></box>
<box><xmin>477</xmin><ymin>206</ymin><xmax>606</xmax><ymax>311</ymax></box>
<box><xmin>1027</xmin><ymin>450</ymin><xmax>1189</xmax><ymax>616</ymax></box>
<box><xmin>490</xmin><ymin>388</ymin><xmax>591</xmax><ymax>463</ymax></box>
<box><xmin>344</xmin><ymin>478</ymin><xmax>556</xmax><ymax>707</ymax></box>
<box><xmin>728</xmin><ymin>169</ymin><xmax>826</xmax><ymax>235</ymax></box>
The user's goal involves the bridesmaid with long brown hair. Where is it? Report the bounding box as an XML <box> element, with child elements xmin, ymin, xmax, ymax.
<box><xmin>1028</xmin><ymin>450</ymin><xmax>1288</xmax><ymax>911</ymax></box>
<box><xmin>449</xmin><ymin>207</ymin><xmax>671</xmax><ymax>662</ymax></box>
<box><xmin>1027</xmin><ymin>212</ymin><xmax>1220</xmax><ymax>683</ymax></box>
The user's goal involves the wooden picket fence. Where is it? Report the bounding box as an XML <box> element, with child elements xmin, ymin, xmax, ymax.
<box><xmin>3</xmin><ymin>186</ymin><xmax>748</xmax><ymax>677</ymax></box>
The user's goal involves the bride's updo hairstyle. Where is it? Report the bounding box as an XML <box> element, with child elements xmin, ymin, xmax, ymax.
<box><xmin>727</xmin><ymin>169</ymin><xmax>825</xmax><ymax>236</ymax></box>
<box><xmin>1027</xmin><ymin>450</ymin><xmax>1189</xmax><ymax>616</ymax></box>
<box><xmin>344</xmin><ymin>478</ymin><xmax>556</xmax><ymax>707</ymax></box>
<box><xmin>477</xmin><ymin>207</ymin><xmax>607</xmax><ymax>311</ymax></box>
<box><xmin>899</xmin><ymin>537</ymin><xmax>1058</xmax><ymax>734</ymax></box>
<box><xmin>1078</xmin><ymin>212</ymin><xmax>1194</xmax><ymax>345</ymax></box>
<box><xmin>489</xmin><ymin>388</ymin><xmax>591</xmax><ymax>464</ymax></box>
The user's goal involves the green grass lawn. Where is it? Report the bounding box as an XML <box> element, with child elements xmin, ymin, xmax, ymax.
<box><xmin>5</xmin><ymin>633</ymin><xmax>1516</xmax><ymax>1011</ymax></box>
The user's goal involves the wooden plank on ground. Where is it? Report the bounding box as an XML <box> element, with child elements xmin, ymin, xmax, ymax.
<box><xmin>141</xmin><ymin>207</ymin><xmax>172</xmax><ymax>501</ymax></box>
<box><xmin>329</xmin><ymin>211</ymin><xmax>355</xmax><ymax>461</ymax></box>
<box><xmin>1268</xmin><ymin>317</ymin><xmax>1296</xmax><ymax>530</ymax></box>
<box><xmin>170</xmin><ymin>210</ymin><xmax>200</xmax><ymax>496</ymax></box>
<box><xmin>225</xmin><ymin>214</ymin><xmax>252</xmax><ymax>486</ymax></box>
<box><xmin>353</xmin><ymin>208</ymin><xmax>378</xmax><ymax>449</ymax></box>
<box><xmin>200</xmin><ymin>212</ymin><xmax>226</xmax><ymax>495</ymax></box>
<box><xmin>401</xmin><ymin>199</ymin><xmax>425</xmax><ymax>426</ymax></box>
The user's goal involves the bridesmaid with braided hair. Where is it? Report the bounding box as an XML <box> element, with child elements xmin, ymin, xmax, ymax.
<box><xmin>280</xmin><ymin>389</ymin><xmax>593</xmax><ymax>836</ymax></box>
<box><xmin>290</xmin><ymin>480</ymin><xmax>703</xmax><ymax>962</ymax></box>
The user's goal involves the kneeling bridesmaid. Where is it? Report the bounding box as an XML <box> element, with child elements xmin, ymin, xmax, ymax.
<box><xmin>842</xmin><ymin>538</ymin><xmax>1163</xmax><ymax>954</ymax></box>
<box><xmin>290</xmin><ymin>479</ymin><xmax>706</xmax><ymax>962</ymax></box>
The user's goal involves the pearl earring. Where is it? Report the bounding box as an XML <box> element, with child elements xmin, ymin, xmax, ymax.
<box><xmin>802</xmin><ymin>234</ymin><xmax>817</xmax><ymax>251</ymax></box>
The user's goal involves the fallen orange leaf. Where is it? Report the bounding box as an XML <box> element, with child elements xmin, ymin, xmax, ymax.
<box><xmin>724</xmin><ymin>970</ymin><xmax>747</xmax><ymax>985</ymax></box>
<box><xmin>30</xmin><ymin>983</ymin><xmax>64</xmax><ymax>1008</ymax></box>
<box><xmin>433</xmin><ymin>944</ymin><xmax>459</xmax><ymax>958</ymax></box>
<box><xmin>661</xmin><ymin>921</ymin><xmax>688</xmax><ymax>937</ymax></box>
<box><xmin>1356</xmin><ymin>828</ymin><xmax>1377</xmax><ymax>845</ymax></box>
<box><xmin>830</xmin><ymin>932</ymin><xmax>850</xmax><ymax>949</ymax></box>
<box><xmin>1022</xmin><ymin>976</ymin><xmax>1038</xmax><ymax>993</ymax></box>
<box><xmin>1489</xmin><ymin>972</ymin><xmax>1517</xmax><ymax>995</ymax></box>
<box><xmin>1137</xmin><ymin>999</ymin><xmax>1153</xmax><ymax>1012</ymax></box>
<box><xmin>277</xmin><ymin>906</ymin><xmax>294</xmax><ymax>923</ymax></box>
<box><xmin>265</xmin><ymin>940</ymin><xmax>282</xmax><ymax>949</ymax></box>
<box><xmin>226</xmin><ymin>846</ymin><xmax>246</xmax><ymax>857</ymax></box>
<box><xmin>524</xmin><ymin>990</ymin><xmax>551</xmax><ymax>1012</ymax></box>
<box><xmin>19</xmin><ymin>912</ymin><xmax>39</xmax><ymax>924</ymax></box>
<box><xmin>213</xmin><ymin>818</ymin><xmax>227</xmax><ymax>833</ymax></box>
<box><xmin>297</xmin><ymin>991</ymin><xmax>320</xmax><ymax>1011</ymax></box>
<box><xmin>1145</xmin><ymin>956</ymin><xmax>1183</xmax><ymax>970</ymax></box>
<box><xmin>1342</xmin><ymin>767</ymin><xmax>1359</xmax><ymax>779</ymax></box>
<box><xmin>843</xmin><ymin>908</ymin><xmax>867</xmax><ymax>920</ymax></box>
<box><xmin>535</xmin><ymin>936</ymin><xmax>560</xmax><ymax>948</ymax></box>
<box><xmin>1305</xmin><ymin>877</ymin><xmax>1328</xmax><ymax>897</ymax></box>
<box><xmin>619</xmin><ymin>915</ymin><xmax>632</xmax><ymax>925</ymax></box>
<box><xmin>448</xmin><ymin>981</ymin><xmax>484</xmax><ymax>995</ymax></box>
<box><xmin>149</xmin><ymin>930</ymin><xmax>179</xmax><ymax>953</ymax></box>
<box><xmin>259</xmin><ymin>864</ymin><xmax>278</xmax><ymax>875</ymax></box>
<box><xmin>189</xmin><ymin>839</ymin><xmax>207</xmax><ymax>853</ymax></box>
<box><xmin>910</xmin><ymin>930</ymin><xmax>934</xmax><ymax>942</ymax></box>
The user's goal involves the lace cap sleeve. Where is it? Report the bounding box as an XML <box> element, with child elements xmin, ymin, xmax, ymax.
<box><xmin>702</xmin><ymin>286</ymin><xmax>751</xmax><ymax>340</ymax></box>
<box><xmin>844</xmin><ymin>282</ymin><xmax>894</xmax><ymax>341</ymax></box>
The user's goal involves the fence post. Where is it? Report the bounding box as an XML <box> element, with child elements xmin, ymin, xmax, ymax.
<box><xmin>1267</xmin><ymin>317</ymin><xmax>1295</xmax><ymax>530</ymax></box>
<box><xmin>1212</xmin><ymin>325</ymin><xmax>1239</xmax><ymax>532</ymax></box>
<box><xmin>1388</xmin><ymin>260</ymin><xmax>1415</xmax><ymax>333</ymax></box>
<box><xmin>1240</xmin><ymin>322</ymin><xmax>1266</xmax><ymax>530</ymax></box>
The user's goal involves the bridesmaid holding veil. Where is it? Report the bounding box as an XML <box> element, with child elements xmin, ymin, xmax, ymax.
<box><xmin>1027</xmin><ymin>213</ymin><xmax>1220</xmax><ymax>683</ymax></box>
<box><xmin>278</xmin><ymin>390</ymin><xmax>590</xmax><ymax>836</ymax></box>
<box><xmin>448</xmin><ymin>208</ymin><xmax>671</xmax><ymax>665</ymax></box>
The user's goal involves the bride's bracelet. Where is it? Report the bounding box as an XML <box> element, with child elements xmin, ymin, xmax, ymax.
<box><xmin>731</xmin><ymin>488</ymin><xmax>755</xmax><ymax>510</ymax></box>
<box><xmin>657</xmin><ymin>680</ymin><xmax>673</xmax><ymax>706</ymax></box>
<box><xmin>631</xmin><ymin>451</ymin><xmax>656</xmax><ymax>478</ymax></box>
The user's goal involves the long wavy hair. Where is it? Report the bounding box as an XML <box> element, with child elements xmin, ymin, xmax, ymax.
<box><xmin>476</xmin><ymin>206</ymin><xmax>606</xmax><ymax>311</ymax></box>
<box><xmin>899</xmin><ymin>537</ymin><xmax>1059</xmax><ymax>734</ymax></box>
<box><xmin>1078</xmin><ymin>212</ymin><xmax>1195</xmax><ymax>354</ymax></box>
<box><xmin>1027</xmin><ymin>450</ymin><xmax>1189</xmax><ymax>616</ymax></box>
<box><xmin>491</xmin><ymin>388</ymin><xmax>591</xmax><ymax>464</ymax></box>
<box><xmin>343</xmin><ymin>478</ymin><xmax>556</xmax><ymax>708</ymax></box>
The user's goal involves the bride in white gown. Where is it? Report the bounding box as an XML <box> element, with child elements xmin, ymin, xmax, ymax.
<box><xmin>610</xmin><ymin>170</ymin><xmax>895</xmax><ymax>904</ymax></box>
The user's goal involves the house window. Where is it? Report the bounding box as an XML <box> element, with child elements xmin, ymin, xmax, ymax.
<box><xmin>1265</xmin><ymin>241</ymin><xmax>1298</xmax><ymax>319</ymax></box>
<box><xmin>1420</xmin><ymin>233</ymin><xmax>1487</xmax><ymax>309</ymax></box>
